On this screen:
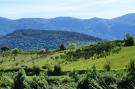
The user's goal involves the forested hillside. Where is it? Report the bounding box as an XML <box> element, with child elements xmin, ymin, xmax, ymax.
<box><xmin>0</xmin><ymin>30</ymin><xmax>101</xmax><ymax>50</ymax></box>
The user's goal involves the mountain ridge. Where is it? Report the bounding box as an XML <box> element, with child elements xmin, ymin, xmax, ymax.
<box><xmin>0</xmin><ymin>13</ymin><xmax>135</xmax><ymax>40</ymax></box>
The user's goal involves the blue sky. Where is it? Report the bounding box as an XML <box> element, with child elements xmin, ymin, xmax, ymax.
<box><xmin>0</xmin><ymin>0</ymin><xmax>135</xmax><ymax>19</ymax></box>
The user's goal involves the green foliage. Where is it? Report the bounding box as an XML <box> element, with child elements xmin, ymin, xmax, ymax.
<box><xmin>59</xmin><ymin>44</ymin><xmax>66</xmax><ymax>50</ymax></box>
<box><xmin>98</xmin><ymin>75</ymin><xmax>116</xmax><ymax>88</ymax></box>
<box><xmin>64</xmin><ymin>41</ymin><xmax>121</xmax><ymax>61</ymax></box>
<box><xmin>88</xmin><ymin>64</ymin><xmax>98</xmax><ymax>79</ymax></box>
<box><xmin>127</xmin><ymin>59</ymin><xmax>135</xmax><ymax>76</ymax></box>
<box><xmin>77</xmin><ymin>77</ymin><xmax>102</xmax><ymax>89</ymax></box>
<box><xmin>26</xmin><ymin>75</ymin><xmax>48</xmax><ymax>89</ymax></box>
<box><xmin>32</xmin><ymin>65</ymin><xmax>41</xmax><ymax>76</ymax></box>
<box><xmin>42</xmin><ymin>64</ymin><xmax>51</xmax><ymax>70</ymax></box>
<box><xmin>104</xmin><ymin>61</ymin><xmax>111</xmax><ymax>72</ymax></box>
<box><xmin>54</xmin><ymin>64</ymin><xmax>62</xmax><ymax>75</ymax></box>
<box><xmin>11</xmin><ymin>48</ymin><xmax>21</xmax><ymax>56</ymax></box>
<box><xmin>1</xmin><ymin>46</ymin><xmax>10</xmax><ymax>51</ymax></box>
<box><xmin>124</xmin><ymin>33</ymin><xmax>134</xmax><ymax>46</ymax></box>
<box><xmin>13</xmin><ymin>69</ymin><xmax>26</xmax><ymax>89</ymax></box>
<box><xmin>0</xmin><ymin>76</ymin><xmax>14</xmax><ymax>89</ymax></box>
<box><xmin>69</xmin><ymin>70</ymin><xmax>79</xmax><ymax>82</ymax></box>
<box><xmin>0</xmin><ymin>39</ymin><xmax>135</xmax><ymax>88</ymax></box>
<box><xmin>67</xmin><ymin>43</ymin><xmax>77</xmax><ymax>50</ymax></box>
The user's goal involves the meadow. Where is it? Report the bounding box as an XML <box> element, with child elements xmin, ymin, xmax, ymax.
<box><xmin>0</xmin><ymin>36</ymin><xmax>135</xmax><ymax>89</ymax></box>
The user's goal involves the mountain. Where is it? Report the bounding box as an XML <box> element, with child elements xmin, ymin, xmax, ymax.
<box><xmin>0</xmin><ymin>13</ymin><xmax>135</xmax><ymax>40</ymax></box>
<box><xmin>0</xmin><ymin>30</ymin><xmax>101</xmax><ymax>50</ymax></box>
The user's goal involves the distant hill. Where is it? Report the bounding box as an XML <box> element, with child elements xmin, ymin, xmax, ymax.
<box><xmin>0</xmin><ymin>13</ymin><xmax>135</xmax><ymax>40</ymax></box>
<box><xmin>0</xmin><ymin>30</ymin><xmax>101</xmax><ymax>50</ymax></box>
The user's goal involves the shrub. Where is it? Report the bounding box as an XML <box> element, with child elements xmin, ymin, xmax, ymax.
<box><xmin>127</xmin><ymin>59</ymin><xmax>135</xmax><ymax>76</ymax></box>
<box><xmin>13</xmin><ymin>69</ymin><xmax>26</xmax><ymax>89</ymax></box>
<box><xmin>24</xmin><ymin>75</ymin><xmax>48</xmax><ymax>89</ymax></box>
<box><xmin>11</xmin><ymin>48</ymin><xmax>20</xmax><ymax>56</ymax></box>
<box><xmin>77</xmin><ymin>77</ymin><xmax>102</xmax><ymax>89</ymax></box>
<box><xmin>53</xmin><ymin>64</ymin><xmax>62</xmax><ymax>75</ymax></box>
<box><xmin>42</xmin><ymin>64</ymin><xmax>51</xmax><ymax>70</ymax></box>
<box><xmin>117</xmin><ymin>76</ymin><xmax>135</xmax><ymax>89</ymax></box>
<box><xmin>98</xmin><ymin>76</ymin><xmax>116</xmax><ymax>88</ymax></box>
<box><xmin>0</xmin><ymin>76</ymin><xmax>14</xmax><ymax>89</ymax></box>
<box><xmin>87</xmin><ymin>64</ymin><xmax>98</xmax><ymax>79</ymax></box>
<box><xmin>1</xmin><ymin>46</ymin><xmax>10</xmax><ymax>51</ymax></box>
<box><xmin>69</xmin><ymin>70</ymin><xmax>79</xmax><ymax>82</ymax></box>
<box><xmin>59</xmin><ymin>44</ymin><xmax>66</xmax><ymax>50</ymax></box>
<box><xmin>104</xmin><ymin>61</ymin><xmax>111</xmax><ymax>72</ymax></box>
<box><xmin>124</xmin><ymin>33</ymin><xmax>134</xmax><ymax>46</ymax></box>
<box><xmin>32</xmin><ymin>66</ymin><xmax>41</xmax><ymax>76</ymax></box>
<box><xmin>67</xmin><ymin>43</ymin><xmax>77</xmax><ymax>50</ymax></box>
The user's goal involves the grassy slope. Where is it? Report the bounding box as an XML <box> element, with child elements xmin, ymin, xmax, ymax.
<box><xmin>62</xmin><ymin>46</ymin><xmax>135</xmax><ymax>71</ymax></box>
<box><xmin>0</xmin><ymin>46</ymin><xmax>135</xmax><ymax>71</ymax></box>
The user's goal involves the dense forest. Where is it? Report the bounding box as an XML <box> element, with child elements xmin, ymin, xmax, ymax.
<box><xmin>0</xmin><ymin>30</ymin><xmax>101</xmax><ymax>50</ymax></box>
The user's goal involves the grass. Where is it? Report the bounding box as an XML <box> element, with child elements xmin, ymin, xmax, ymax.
<box><xmin>0</xmin><ymin>46</ymin><xmax>135</xmax><ymax>72</ymax></box>
<box><xmin>62</xmin><ymin>46</ymin><xmax>135</xmax><ymax>71</ymax></box>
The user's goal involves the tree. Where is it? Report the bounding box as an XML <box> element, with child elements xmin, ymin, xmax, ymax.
<box><xmin>54</xmin><ymin>64</ymin><xmax>62</xmax><ymax>75</ymax></box>
<box><xmin>104</xmin><ymin>61</ymin><xmax>111</xmax><ymax>72</ymax></box>
<box><xmin>124</xmin><ymin>33</ymin><xmax>134</xmax><ymax>46</ymax></box>
<box><xmin>12</xmin><ymin>48</ymin><xmax>20</xmax><ymax>56</ymax></box>
<box><xmin>1</xmin><ymin>46</ymin><xmax>10</xmax><ymax>51</ymax></box>
<box><xmin>88</xmin><ymin>64</ymin><xmax>98</xmax><ymax>79</ymax></box>
<box><xmin>59</xmin><ymin>44</ymin><xmax>66</xmax><ymax>50</ymax></box>
<box><xmin>67</xmin><ymin>43</ymin><xmax>77</xmax><ymax>50</ymax></box>
<box><xmin>29</xmin><ymin>75</ymin><xmax>48</xmax><ymax>89</ymax></box>
<box><xmin>13</xmin><ymin>69</ymin><xmax>26</xmax><ymax>89</ymax></box>
<box><xmin>32</xmin><ymin>66</ymin><xmax>41</xmax><ymax>76</ymax></box>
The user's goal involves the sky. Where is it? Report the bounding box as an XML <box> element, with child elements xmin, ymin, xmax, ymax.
<box><xmin>0</xmin><ymin>0</ymin><xmax>135</xmax><ymax>19</ymax></box>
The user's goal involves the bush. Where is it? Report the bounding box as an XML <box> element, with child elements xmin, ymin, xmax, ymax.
<box><xmin>59</xmin><ymin>44</ymin><xmax>66</xmax><ymax>50</ymax></box>
<box><xmin>42</xmin><ymin>64</ymin><xmax>51</xmax><ymax>70</ymax></box>
<box><xmin>53</xmin><ymin>64</ymin><xmax>62</xmax><ymax>75</ymax></box>
<box><xmin>127</xmin><ymin>59</ymin><xmax>135</xmax><ymax>76</ymax></box>
<box><xmin>87</xmin><ymin>64</ymin><xmax>98</xmax><ymax>79</ymax></box>
<box><xmin>77</xmin><ymin>77</ymin><xmax>102</xmax><ymax>89</ymax></box>
<box><xmin>67</xmin><ymin>43</ymin><xmax>77</xmax><ymax>50</ymax></box>
<box><xmin>124</xmin><ymin>33</ymin><xmax>134</xmax><ymax>46</ymax></box>
<box><xmin>98</xmin><ymin>76</ymin><xmax>116</xmax><ymax>88</ymax></box>
<box><xmin>0</xmin><ymin>76</ymin><xmax>14</xmax><ymax>89</ymax></box>
<box><xmin>117</xmin><ymin>76</ymin><xmax>135</xmax><ymax>89</ymax></box>
<box><xmin>1</xmin><ymin>46</ymin><xmax>10</xmax><ymax>52</ymax></box>
<box><xmin>69</xmin><ymin>70</ymin><xmax>79</xmax><ymax>82</ymax></box>
<box><xmin>13</xmin><ymin>69</ymin><xmax>26</xmax><ymax>89</ymax></box>
<box><xmin>32</xmin><ymin>66</ymin><xmax>41</xmax><ymax>76</ymax></box>
<box><xmin>11</xmin><ymin>48</ymin><xmax>20</xmax><ymax>56</ymax></box>
<box><xmin>24</xmin><ymin>75</ymin><xmax>48</xmax><ymax>89</ymax></box>
<box><xmin>104</xmin><ymin>61</ymin><xmax>111</xmax><ymax>72</ymax></box>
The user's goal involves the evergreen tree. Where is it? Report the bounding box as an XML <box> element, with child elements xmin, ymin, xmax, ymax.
<box><xmin>124</xmin><ymin>33</ymin><xmax>134</xmax><ymax>46</ymax></box>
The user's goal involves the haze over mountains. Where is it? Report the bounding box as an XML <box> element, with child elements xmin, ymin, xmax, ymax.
<box><xmin>0</xmin><ymin>13</ymin><xmax>135</xmax><ymax>40</ymax></box>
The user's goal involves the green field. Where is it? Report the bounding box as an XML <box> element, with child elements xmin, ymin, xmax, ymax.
<box><xmin>62</xmin><ymin>46</ymin><xmax>135</xmax><ymax>71</ymax></box>
<box><xmin>0</xmin><ymin>41</ymin><xmax>135</xmax><ymax>89</ymax></box>
<box><xmin>0</xmin><ymin>46</ymin><xmax>135</xmax><ymax>72</ymax></box>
